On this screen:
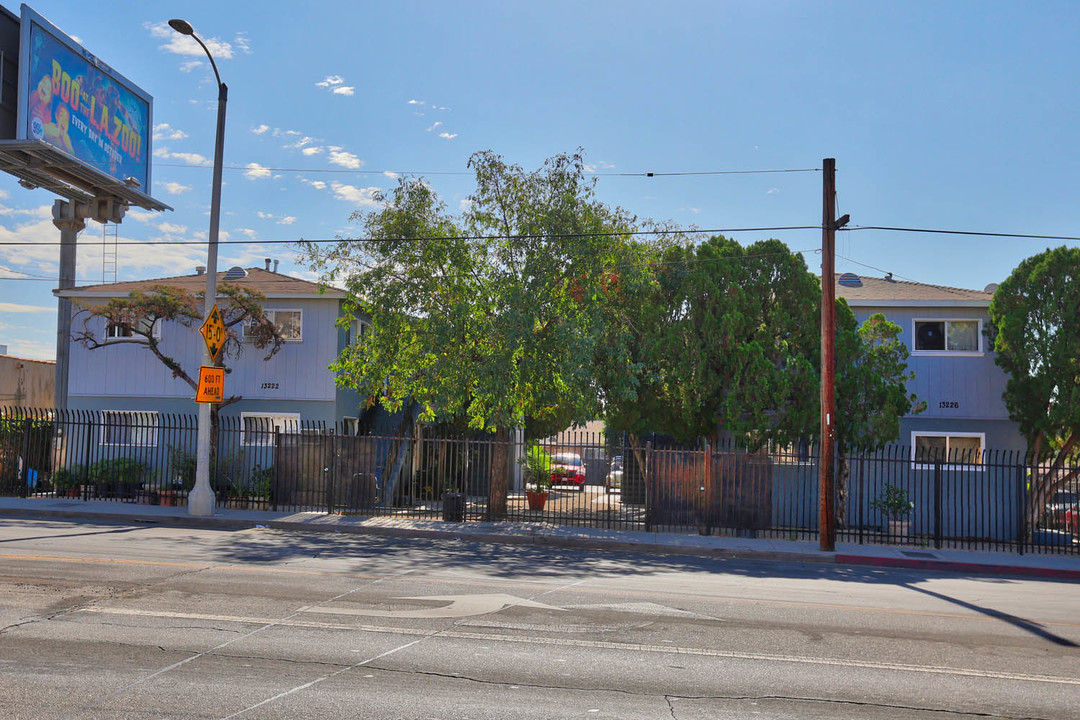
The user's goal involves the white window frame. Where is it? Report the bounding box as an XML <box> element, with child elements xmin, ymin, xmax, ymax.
<box><xmin>910</xmin><ymin>431</ymin><xmax>986</xmax><ymax>471</ymax></box>
<box><xmin>246</xmin><ymin>309</ymin><xmax>302</xmax><ymax>342</ymax></box>
<box><xmin>911</xmin><ymin>318</ymin><xmax>983</xmax><ymax>357</ymax></box>
<box><xmin>240</xmin><ymin>412</ymin><xmax>300</xmax><ymax>447</ymax></box>
<box><xmin>100</xmin><ymin>410</ymin><xmax>159</xmax><ymax>447</ymax></box>
<box><xmin>106</xmin><ymin>316</ymin><xmax>161</xmax><ymax>341</ymax></box>
<box><xmin>345</xmin><ymin>318</ymin><xmax>369</xmax><ymax>347</ymax></box>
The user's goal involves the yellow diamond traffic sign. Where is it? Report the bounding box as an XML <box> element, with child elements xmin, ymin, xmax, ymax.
<box><xmin>199</xmin><ymin>304</ymin><xmax>226</xmax><ymax>362</ymax></box>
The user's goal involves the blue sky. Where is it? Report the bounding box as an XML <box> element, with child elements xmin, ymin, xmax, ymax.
<box><xmin>1</xmin><ymin>0</ymin><xmax>1077</xmax><ymax>360</ymax></box>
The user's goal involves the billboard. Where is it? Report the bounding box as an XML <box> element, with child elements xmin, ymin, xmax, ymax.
<box><xmin>15</xmin><ymin>4</ymin><xmax>151</xmax><ymax>189</ymax></box>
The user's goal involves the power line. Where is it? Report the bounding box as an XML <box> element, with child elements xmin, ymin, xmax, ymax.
<box><xmin>849</xmin><ymin>225</ymin><xmax>1080</xmax><ymax>243</ymax></box>
<box><xmin>0</xmin><ymin>226</ymin><xmax>821</xmax><ymax>247</ymax></box>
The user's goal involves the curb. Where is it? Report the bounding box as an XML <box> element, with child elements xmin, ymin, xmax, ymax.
<box><xmin>3</xmin><ymin>507</ymin><xmax>1076</xmax><ymax>580</ymax></box>
<box><xmin>835</xmin><ymin>554</ymin><xmax>1080</xmax><ymax>582</ymax></box>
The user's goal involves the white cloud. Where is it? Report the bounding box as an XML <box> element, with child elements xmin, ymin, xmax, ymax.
<box><xmin>277</xmin><ymin>216</ymin><xmax>297</xmax><ymax>225</ymax></box>
<box><xmin>317</xmin><ymin>75</ymin><xmax>345</xmax><ymax>87</ymax></box>
<box><xmin>459</xmin><ymin>198</ymin><xmax>473</xmax><ymax>212</ymax></box>
<box><xmin>327</xmin><ymin>147</ymin><xmax>364</xmax><ymax>169</ymax></box>
<box><xmin>438</xmin><ymin>132</ymin><xmax>458</xmax><ymax>140</ymax></box>
<box><xmin>244</xmin><ymin>162</ymin><xmax>272</xmax><ymax>180</ymax></box>
<box><xmin>426</xmin><ymin>122</ymin><xmax>443</xmax><ymax>132</ymax></box>
<box><xmin>332</xmin><ymin>86</ymin><xmax>355</xmax><ymax>96</ymax></box>
<box><xmin>153</xmin><ymin>123</ymin><xmax>188</xmax><ymax>141</ymax></box>
<box><xmin>0</xmin><ymin>302</ymin><xmax>52</xmax><ymax>313</ymax></box>
<box><xmin>179</xmin><ymin>59</ymin><xmax>203</xmax><ymax>73</ymax></box>
<box><xmin>252</xmin><ymin>124</ymin><xmax>270</xmax><ymax>135</ymax></box>
<box><xmin>127</xmin><ymin>210</ymin><xmax>156</xmax><ymax>223</ymax></box>
<box><xmin>330</xmin><ymin>182</ymin><xmax>381</xmax><ymax>206</ymax></box>
<box><xmin>163</xmin><ymin>182</ymin><xmax>191</xmax><ymax>195</ymax></box>
<box><xmin>257</xmin><ymin>211</ymin><xmax>275</xmax><ymax>219</ymax></box>
<box><xmin>408</xmin><ymin>99</ymin><xmax>425</xmax><ymax>105</ymax></box>
<box><xmin>308</xmin><ymin>180</ymin><xmax>327</xmax><ymax>190</ymax></box>
<box><xmin>155</xmin><ymin>147</ymin><xmax>211</xmax><ymax>166</ymax></box>
<box><xmin>301</xmin><ymin>147</ymin><xmax>323</xmax><ymax>156</ymax></box>
<box><xmin>383</xmin><ymin>172</ymin><xmax>399</xmax><ymax>180</ymax></box>
<box><xmin>766</xmin><ymin>187</ymin><xmax>780</xmax><ymax>195</ymax></box>
<box><xmin>235</xmin><ymin>33</ymin><xmax>252</xmax><ymax>54</ymax></box>
<box><xmin>146</xmin><ymin>21</ymin><xmax>235</xmax><ymax>59</ymax></box>
<box><xmin>157</xmin><ymin>222</ymin><xmax>188</xmax><ymax>234</ymax></box>
<box><xmin>0</xmin><ymin>188</ymin><xmax>8</xmax><ymax>200</ymax></box>
<box><xmin>237</xmin><ymin>228</ymin><xmax>258</xmax><ymax>238</ymax></box>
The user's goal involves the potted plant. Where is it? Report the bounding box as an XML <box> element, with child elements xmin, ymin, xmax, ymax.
<box><xmin>521</xmin><ymin>445</ymin><xmax>552</xmax><ymax>511</ymax></box>
<box><xmin>50</xmin><ymin>466</ymin><xmax>83</xmax><ymax>498</ymax></box>
<box><xmin>870</xmin><ymin>482</ymin><xmax>914</xmax><ymax>537</ymax></box>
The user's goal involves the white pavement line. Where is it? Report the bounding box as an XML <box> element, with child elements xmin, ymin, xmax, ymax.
<box><xmin>60</xmin><ymin>568</ymin><xmax>417</xmax><ymax>720</ymax></box>
<box><xmin>219</xmin><ymin>636</ymin><xmax>428</xmax><ymax>720</ymax></box>
<box><xmin>74</xmin><ymin>606</ymin><xmax>1080</xmax><ymax>688</ymax></box>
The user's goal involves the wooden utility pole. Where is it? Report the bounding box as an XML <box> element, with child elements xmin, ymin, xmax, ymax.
<box><xmin>819</xmin><ymin>158</ymin><xmax>844</xmax><ymax>552</ymax></box>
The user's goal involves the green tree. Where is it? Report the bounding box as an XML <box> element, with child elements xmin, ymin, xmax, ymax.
<box><xmin>302</xmin><ymin>149</ymin><xmax>639</xmax><ymax>515</ymax></box>
<box><xmin>834</xmin><ymin>306</ymin><xmax>923</xmax><ymax>526</ymax></box>
<box><xmin>605</xmin><ymin>235</ymin><xmax>820</xmax><ymax>446</ymax></box>
<box><xmin>988</xmin><ymin>246</ymin><xmax>1080</xmax><ymax>530</ymax></box>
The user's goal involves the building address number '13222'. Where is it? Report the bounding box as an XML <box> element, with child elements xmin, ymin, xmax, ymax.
<box><xmin>261</xmin><ymin>382</ymin><xmax>280</xmax><ymax>390</ymax></box>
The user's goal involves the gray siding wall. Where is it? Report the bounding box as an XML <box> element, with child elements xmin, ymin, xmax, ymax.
<box><xmin>68</xmin><ymin>297</ymin><xmax>342</xmax><ymax>417</ymax></box>
<box><xmin>852</xmin><ymin>305</ymin><xmax>1012</xmax><ymax>423</ymax></box>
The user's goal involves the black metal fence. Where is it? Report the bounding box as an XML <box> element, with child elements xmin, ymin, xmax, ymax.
<box><xmin>2</xmin><ymin>407</ymin><xmax>1077</xmax><ymax>556</ymax></box>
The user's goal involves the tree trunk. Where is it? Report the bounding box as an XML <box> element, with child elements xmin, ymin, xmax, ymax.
<box><xmin>487</xmin><ymin>428</ymin><xmax>510</xmax><ymax>519</ymax></box>
<box><xmin>835</xmin><ymin>446</ymin><xmax>850</xmax><ymax>528</ymax></box>
<box><xmin>383</xmin><ymin>401</ymin><xmax>417</xmax><ymax>506</ymax></box>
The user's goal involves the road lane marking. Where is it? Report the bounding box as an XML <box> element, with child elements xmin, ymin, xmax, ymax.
<box><xmin>7</xmin><ymin>550</ymin><xmax>1080</xmax><ymax>628</ymax></box>
<box><xmin>303</xmin><ymin>594</ymin><xmax>565</xmax><ymax>619</ymax></box>
<box><xmin>75</xmin><ymin>606</ymin><xmax>1080</xmax><ymax>688</ymax></box>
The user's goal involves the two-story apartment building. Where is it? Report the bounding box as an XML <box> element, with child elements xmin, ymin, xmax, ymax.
<box><xmin>54</xmin><ymin>263</ymin><xmax>375</xmax><ymax>434</ymax></box>
<box><xmin>834</xmin><ymin>272</ymin><xmax>1024</xmax><ymax>456</ymax></box>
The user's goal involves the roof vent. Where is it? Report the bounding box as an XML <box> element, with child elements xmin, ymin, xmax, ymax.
<box><xmin>984</xmin><ymin>283</ymin><xmax>999</xmax><ymax>294</ymax></box>
<box><xmin>225</xmin><ymin>266</ymin><xmax>249</xmax><ymax>280</ymax></box>
<box><xmin>837</xmin><ymin>272</ymin><xmax>862</xmax><ymax>288</ymax></box>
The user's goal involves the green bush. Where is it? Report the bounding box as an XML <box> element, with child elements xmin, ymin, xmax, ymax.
<box><xmin>50</xmin><ymin>465</ymin><xmax>84</xmax><ymax>490</ymax></box>
<box><xmin>88</xmin><ymin>457</ymin><xmax>148</xmax><ymax>487</ymax></box>
<box><xmin>521</xmin><ymin>445</ymin><xmax>552</xmax><ymax>491</ymax></box>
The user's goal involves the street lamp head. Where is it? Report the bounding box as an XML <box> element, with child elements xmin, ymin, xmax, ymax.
<box><xmin>168</xmin><ymin>19</ymin><xmax>194</xmax><ymax>36</ymax></box>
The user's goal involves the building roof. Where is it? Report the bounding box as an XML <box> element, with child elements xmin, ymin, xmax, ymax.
<box><xmin>833</xmin><ymin>273</ymin><xmax>994</xmax><ymax>307</ymax></box>
<box><xmin>55</xmin><ymin>267</ymin><xmax>344</xmax><ymax>300</ymax></box>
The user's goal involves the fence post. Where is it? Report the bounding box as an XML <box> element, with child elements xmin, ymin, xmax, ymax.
<box><xmin>18</xmin><ymin>417</ymin><xmax>32</xmax><ymax>498</ymax></box>
<box><xmin>644</xmin><ymin>440</ymin><xmax>653</xmax><ymax>533</ymax></box>
<box><xmin>933</xmin><ymin>461</ymin><xmax>943</xmax><ymax>550</ymax></box>
<box><xmin>1015</xmin><ymin>462</ymin><xmax>1026</xmax><ymax>555</ymax></box>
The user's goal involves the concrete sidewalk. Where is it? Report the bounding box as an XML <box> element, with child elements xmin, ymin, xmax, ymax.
<box><xmin>1</xmin><ymin>496</ymin><xmax>1078</xmax><ymax>581</ymax></box>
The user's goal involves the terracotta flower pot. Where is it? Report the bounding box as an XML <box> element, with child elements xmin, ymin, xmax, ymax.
<box><xmin>526</xmin><ymin>490</ymin><xmax>549</xmax><ymax>511</ymax></box>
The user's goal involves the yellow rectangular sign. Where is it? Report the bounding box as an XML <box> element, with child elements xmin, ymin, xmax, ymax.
<box><xmin>195</xmin><ymin>366</ymin><xmax>225</xmax><ymax>404</ymax></box>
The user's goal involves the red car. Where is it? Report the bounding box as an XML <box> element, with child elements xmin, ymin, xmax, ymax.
<box><xmin>550</xmin><ymin>452</ymin><xmax>586</xmax><ymax>491</ymax></box>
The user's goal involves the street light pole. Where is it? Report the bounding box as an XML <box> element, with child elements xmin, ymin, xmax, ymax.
<box><xmin>170</xmin><ymin>19</ymin><xmax>227</xmax><ymax>517</ymax></box>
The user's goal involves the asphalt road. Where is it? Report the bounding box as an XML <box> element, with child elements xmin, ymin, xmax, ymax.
<box><xmin>1</xmin><ymin>517</ymin><xmax>1078</xmax><ymax>719</ymax></box>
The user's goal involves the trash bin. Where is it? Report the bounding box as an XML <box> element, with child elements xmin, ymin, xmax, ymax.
<box><xmin>442</xmin><ymin>492</ymin><xmax>466</xmax><ymax>522</ymax></box>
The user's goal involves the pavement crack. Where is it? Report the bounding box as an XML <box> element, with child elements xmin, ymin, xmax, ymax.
<box><xmin>361</xmin><ymin>666</ymin><xmax>1053</xmax><ymax>720</ymax></box>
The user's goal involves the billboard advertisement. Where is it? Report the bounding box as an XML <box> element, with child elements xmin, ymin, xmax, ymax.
<box><xmin>16</xmin><ymin>5</ymin><xmax>151</xmax><ymax>189</ymax></box>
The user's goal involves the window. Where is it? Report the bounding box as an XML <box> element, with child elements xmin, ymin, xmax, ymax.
<box><xmin>106</xmin><ymin>316</ymin><xmax>160</xmax><ymax>340</ymax></box>
<box><xmin>912</xmin><ymin>431</ymin><xmax>984</xmax><ymax>468</ymax></box>
<box><xmin>246</xmin><ymin>310</ymin><xmax>302</xmax><ymax>342</ymax></box>
<box><xmin>241</xmin><ymin>412</ymin><xmax>300</xmax><ymax>446</ymax></box>
<box><xmin>345</xmin><ymin>318</ymin><xmax>369</xmax><ymax>346</ymax></box>
<box><xmin>101</xmin><ymin>411</ymin><xmax>159</xmax><ymax>447</ymax></box>
<box><xmin>913</xmin><ymin>319</ymin><xmax>980</xmax><ymax>354</ymax></box>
